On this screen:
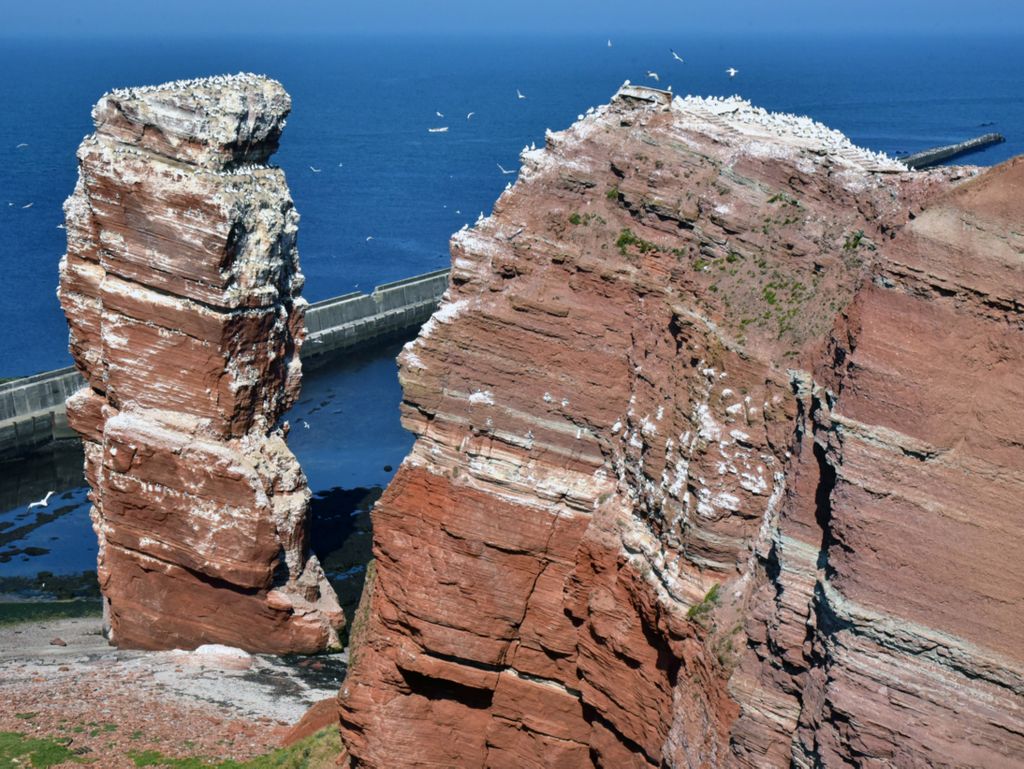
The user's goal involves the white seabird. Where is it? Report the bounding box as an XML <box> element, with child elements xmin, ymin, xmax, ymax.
<box><xmin>670</xmin><ymin>49</ymin><xmax>684</xmax><ymax>63</ymax></box>
<box><xmin>497</xmin><ymin>163</ymin><xmax>516</xmax><ymax>175</ymax></box>
<box><xmin>309</xmin><ymin>166</ymin><xmax>322</xmax><ymax>173</ymax></box>
<box><xmin>516</xmin><ymin>88</ymin><xmax>526</xmax><ymax>99</ymax></box>
<box><xmin>726</xmin><ymin>67</ymin><xmax>739</xmax><ymax>78</ymax></box>
<box><xmin>28</xmin><ymin>491</ymin><xmax>55</xmax><ymax>509</ymax></box>
<box><xmin>646</xmin><ymin>71</ymin><xmax>660</xmax><ymax>82</ymax></box>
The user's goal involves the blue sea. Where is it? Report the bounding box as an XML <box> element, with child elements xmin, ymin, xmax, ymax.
<box><xmin>0</xmin><ymin>33</ymin><xmax>1021</xmax><ymax>590</ymax></box>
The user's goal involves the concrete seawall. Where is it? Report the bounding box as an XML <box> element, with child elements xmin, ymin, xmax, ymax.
<box><xmin>303</xmin><ymin>268</ymin><xmax>450</xmax><ymax>364</ymax></box>
<box><xmin>903</xmin><ymin>133</ymin><xmax>1005</xmax><ymax>169</ymax></box>
<box><xmin>0</xmin><ymin>268</ymin><xmax>450</xmax><ymax>461</ymax></box>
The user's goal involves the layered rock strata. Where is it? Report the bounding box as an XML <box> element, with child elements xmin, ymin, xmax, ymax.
<box><xmin>339</xmin><ymin>86</ymin><xmax>1023</xmax><ymax>766</ymax></box>
<box><xmin>58</xmin><ymin>74</ymin><xmax>344</xmax><ymax>654</ymax></box>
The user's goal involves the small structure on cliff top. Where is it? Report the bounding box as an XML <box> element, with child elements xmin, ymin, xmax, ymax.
<box><xmin>57</xmin><ymin>74</ymin><xmax>344</xmax><ymax>654</ymax></box>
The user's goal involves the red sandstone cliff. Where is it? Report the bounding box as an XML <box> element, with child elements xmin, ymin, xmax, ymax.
<box><xmin>338</xmin><ymin>87</ymin><xmax>1023</xmax><ymax>766</ymax></box>
<box><xmin>58</xmin><ymin>74</ymin><xmax>344</xmax><ymax>654</ymax></box>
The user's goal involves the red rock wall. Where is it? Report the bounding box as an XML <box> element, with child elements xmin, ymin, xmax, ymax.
<box><xmin>58</xmin><ymin>75</ymin><xmax>344</xmax><ymax>654</ymax></box>
<box><xmin>339</xmin><ymin>89</ymin><xmax>1024</xmax><ymax>766</ymax></box>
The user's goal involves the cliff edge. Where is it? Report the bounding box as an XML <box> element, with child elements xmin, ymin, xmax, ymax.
<box><xmin>58</xmin><ymin>74</ymin><xmax>344</xmax><ymax>654</ymax></box>
<box><xmin>338</xmin><ymin>86</ymin><xmax>1023</xmax><ymax>767</ymax></box>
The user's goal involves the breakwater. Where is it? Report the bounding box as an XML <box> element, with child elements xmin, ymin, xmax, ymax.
<box><xmin>0</xmin><ymin>268</ymin><xmax>450</xmax><ymax>460</ymax></box>
<box><xmin>903</xmin><ymin>133</ymin><xmax>1006</xmax><ymax>169</ymax></box>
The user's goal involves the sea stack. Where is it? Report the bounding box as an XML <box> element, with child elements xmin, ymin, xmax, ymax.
<box><xmin>57</xmin><ymin>74</ymin><xmax>344</xmax><ymax>654</ymax></box>
<box><xmin>338</xmin><ymin>87</ymin><xmax>1024</xmax><ymax>766</ymax></box>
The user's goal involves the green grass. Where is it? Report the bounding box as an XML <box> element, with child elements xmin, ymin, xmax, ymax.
<box><xmin>767</xmin><ymin>192</ymin><xmax>800</xmax><ymax>207</ymax></box>
<box><xmin>128</xmin><ymin>726</ymin><xmax>341</xmax><ymax>769</ymax></box>
<box><xmin>843</xmin><ymin>229</ymin><xmax>864</xmax><ymax>251</ymax></box>
<box><xmin>686</xmin><ymin>583</ymin><xmax>722</xmax><ymax>621</ymax></box>
<box><xmin>0</xmin><ymin>732</ymin><xmax>81</xmax><ymax>767</ymax></box>
<box><xmin>0</xmin><ymin>599</ymin><xmax>103</xmax><ymax>627</ymax></box>
<box><xmin>569</xmin><ymin>212</ymin><xmax>605</xmax><ymax>227</ymax></box>
<box><xmin>615</xmin><ymin>228</ymin><xmax>659</xmax><ymax>255</ymax></box>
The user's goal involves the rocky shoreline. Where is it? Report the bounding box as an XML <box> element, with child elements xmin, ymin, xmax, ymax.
<box><xmin>0</xmin><ymin>615</ymin><xmax>344</xmax><ymax>767</ymax></box>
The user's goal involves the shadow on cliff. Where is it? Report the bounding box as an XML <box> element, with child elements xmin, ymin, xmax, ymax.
<box><xmin>309</xmin><ymin>485</ymin><xmax>381</xmax><ymax>626</ymax></box>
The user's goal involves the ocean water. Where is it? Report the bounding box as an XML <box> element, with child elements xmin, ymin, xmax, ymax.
<box><xmin>0</xmin><ymin>33</ymin><xmax>1022</xmax><ymax>377</ymax></box>
<box><xmin>0</xmin><ymin>33</ymin><xmax>1021</xmax><ymax>590</ymax></box>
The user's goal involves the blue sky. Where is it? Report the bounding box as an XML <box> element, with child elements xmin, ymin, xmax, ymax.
<box><xmin>5</xmin><ymin>0</ymin><xmax>1022</xmax><ymax>38</ymax></box>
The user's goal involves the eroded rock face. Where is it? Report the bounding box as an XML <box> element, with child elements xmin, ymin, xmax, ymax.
<box><xmin>339</xmin><ymin>87</ymin><xmax>1023</xmax><ymax>766</ymax></box>
<box><xmin>58</xmin><ymin>74</ymin><xmax>344</xmax><ymax>654</ymax></box>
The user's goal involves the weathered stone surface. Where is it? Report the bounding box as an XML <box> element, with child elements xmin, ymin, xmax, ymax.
<box><xmin>339</xmin><ymin>87</ymin><xmax>1023</xmax><ymax>766</ymax></box>
<box><xmin>58</xmin><ymin>74</ymin><xmax>343</xmax><ymax>654</ymax></box>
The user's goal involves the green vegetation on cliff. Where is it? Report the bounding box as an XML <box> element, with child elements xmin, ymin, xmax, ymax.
<box><xmin>0</xmin><ymin>727</ymin><xmax>341</xmax><ymax>769</ymax></box>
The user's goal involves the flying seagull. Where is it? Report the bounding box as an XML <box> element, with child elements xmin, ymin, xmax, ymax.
<box><xmin>366</xmin><ymin>236</ymin><xmax>374</xmax><ymax>241</ymax></box>
<box><xmin>22</xmin><ymin>202</ymin><xmax>33</xmax><ymax>209</ymax></box>
<box><xmin>28</xmin><ymin>491</ymin><xmax>55</xmax><ymax>510</ymax></box>
<box><xmin>466</xmin><ymin>112</ymin><xmax>475</xmax><ymax>120</ymax></box>
<box><xmin>516</xmin><ymin>88</ymin><xmax>526</xmax><ymax>99</ymax></box>
<box><xmin>726</xmin><ymin>67</ymin><xmax>738</xmax><ymax>78</ymax></box>
<box><xmin>670</xmin><ymin>49</ymin><xmax>684</xmax><ymax>63</ymax></box>
<box><xmin>309</xmin><ymin>166</ymin><xmax>321</xmax><ymax>173</ymax></box>
<box><xmin>607</xmin><ymin>39</ymin><xmax>612</xmax><ymax>47</ymax></box>
<box><xmin>497</xmin><ymin>163</ymin><xmax>516</xmax><ymax>175</ymax></box>
<box><xmin>646</xmin><ymin>71</ymin><xmax>660</xmax><ymax>82</ymax></box>
<box><xmin>436</xmin><ymin>110</ymin><xmax>444</xmax><ymax>118</ymax></box>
